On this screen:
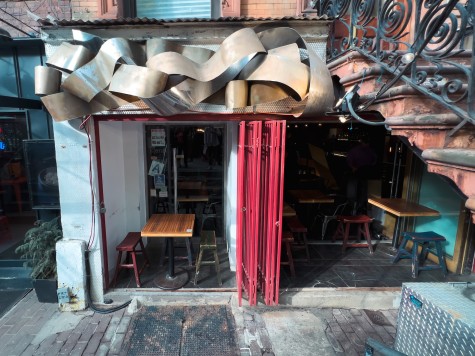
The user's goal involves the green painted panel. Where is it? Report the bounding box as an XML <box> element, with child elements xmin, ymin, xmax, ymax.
<box><xmin>415</xmin><ymin>169</ymin><xmax>462</xmax><ymax>257</ymax></box>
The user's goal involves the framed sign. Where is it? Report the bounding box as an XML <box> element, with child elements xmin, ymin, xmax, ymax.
<box><xmin>151</xmin><ymin>128</ymin><xmax>166</xmax><ymax>147</ymax></box>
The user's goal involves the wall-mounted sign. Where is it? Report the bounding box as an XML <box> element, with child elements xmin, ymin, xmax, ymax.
<box><xmin>151</xmin><ymin>128</ymin><xmax>166</xmax><ymax>147</ymax></box>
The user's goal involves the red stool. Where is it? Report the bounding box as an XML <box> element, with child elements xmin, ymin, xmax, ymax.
<box><xmin>285</xmin><ymin>216</ymin><xmax>310</xmax><ymax>261</ymax></box>
<box><xmin>281</xmin><ymin>231</ymin><xmax>296</xmax><ymax>278</ymax></box>
<box><xmin>0</xmin><ymin>215</ymin><xmax>9</xmax><ymax>232</ymax></box>
<box><xmin>112</xmin><ymin>232</ymin><xmax>150</xmax><ymax>288</ymax></box>
<box><xmin>332</xmin><ymin>215</ymin><xmax>374</xmax><ymax>253</ymax></box>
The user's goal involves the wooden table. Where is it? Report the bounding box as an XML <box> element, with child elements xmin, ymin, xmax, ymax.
<box><xmin>368</xmin><ymin>197</ymin><xmax>440</xmax><ymax>249</ymax></box>
<box><xmin>288</xmin><ymin>189</ymin><xmax>335</xmax><ymax>204</ymax></box>
<box><xmin>177</xmin><ymin>181</ymin><xmax>202</xmax><ymax>190</ymax></box>
<box><xmin>177</xmin><ymin>194</ymin><xmax>209</xmax><ymax>214</ymax></box>
<box><xmin>283</xmin><ymin>203</ymin><xmax>296</xmax><ymax>217</ymax></box>
<box><xmin>141</xmin><ymin>214</ymin><xmax>195</xmax><ymax>289</ymax></box>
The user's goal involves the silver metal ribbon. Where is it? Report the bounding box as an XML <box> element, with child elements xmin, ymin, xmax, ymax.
<box><xmin>35</xmin><ymin>26</ymin><xmax>334</xmax><ymax>121</ymax></box>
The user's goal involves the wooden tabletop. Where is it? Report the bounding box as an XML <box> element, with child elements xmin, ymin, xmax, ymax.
<box><xmin>141</xmin><ymin>214</ymin><xmax>195</xmax><ymax>238</ymax></box>
<box><xmin>177</xmin><ymin>195</ymin><xmax>209</xmax><ymax>203</ymax></box>
<box><xmin>368</xmin><ymin>197</ymin><xmax>440</xmax><ymax>217</ymax></box>
<box><xmin>283</xmin><ymin>203</ymin><xmax>296</xmax><ymax>217</ymax></box>
<box><xmin>288</xmin><ymin>190</ymin><xmax>335</xmax><ymax>204</ymax></box>
<box><xmin>177</xmin><ymin>181</ymin><xmax>202</xmax><ymax>190</ymax></box>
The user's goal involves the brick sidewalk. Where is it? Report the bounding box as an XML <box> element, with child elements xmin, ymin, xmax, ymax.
<box><xmin>0</xmin><ymin>290</ymin><xmax>398</xmax><ymax>355</ymax></box>
<box><xmin>0</xmin><ymin>291</ymin><xmax>133</xmax><ymax>356</ymax></box>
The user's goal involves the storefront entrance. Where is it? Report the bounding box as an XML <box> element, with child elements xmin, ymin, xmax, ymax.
<box><xmin>98</xmin><ymin>120</ymin><xmax>233</xmax><ymax>290</ymax></box>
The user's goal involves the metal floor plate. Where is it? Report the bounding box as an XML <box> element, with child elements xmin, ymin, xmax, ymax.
<box><xmin>126</xmin><ymin>305</ymin><xmax>239</xmax><ymax>356</ymax></box>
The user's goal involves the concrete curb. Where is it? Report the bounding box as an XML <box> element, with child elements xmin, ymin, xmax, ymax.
<box><xmin>104</xmin><ymin>287</ymin><xmax>401</xmax><ymax>309</ymax></box>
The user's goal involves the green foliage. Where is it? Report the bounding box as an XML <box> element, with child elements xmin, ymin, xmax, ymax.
<box><xmin>15</xmin><ymin>217</ymin><xmax>63</xmax><ymax>279</ymax></box>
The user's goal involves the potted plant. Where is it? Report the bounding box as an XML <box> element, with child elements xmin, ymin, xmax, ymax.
<box><xmin>15</xmin><ymin>216</ymin><xmax>63</xmax><ymax>303</ymax></box>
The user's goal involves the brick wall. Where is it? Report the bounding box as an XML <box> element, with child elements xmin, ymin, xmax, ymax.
<box><xmin>0</xmin><ymin>0</ymin><xmax>305</xmax><ymax>38</ymax></box>
<box><xmin>241</xmin><ymin>0</ymin><xmax>302</xmax><ymax>17</ymax></box>
<box><xmin>0</xmin><ymin>0</ymin><xmax>96</xmax><ymax>38</ymax></box>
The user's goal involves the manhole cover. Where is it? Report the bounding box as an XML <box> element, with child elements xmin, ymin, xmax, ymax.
<box><xmin>125</xmin><ymin>305</ymin><xmax>239</xmax><ymax>356</ymax></box>
<box><xmin>363</xmin><ymin>309</ymin><xmax>392</xmax><ymax>326</ymax></box>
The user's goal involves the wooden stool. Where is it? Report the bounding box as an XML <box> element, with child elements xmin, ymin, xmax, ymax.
<box><xmin>285</xmin><ymin>216</ymin><xmax>310</xmax><ymax>261</ymax></box>
<box><xmin>0</xmin><ymin>215</ymin><xmax>9</xmax><ymax>232</ymax></box>
<box><xmin>112</xmin><ymin>232</ymin><xmax>150</xmax><ymax>288</ymax></box>
<box><xmin>194</xmin><ymin>230</ymin><xmax>222</xmax><ymax>286</ymax></box>
<box><xmin>281</xmin><ymin>231</ymin><xmax>296</xmax><ymax>278</ymax></box>
<box><xmin>393</xmin><ymin>231</ymin><xmax>447</xmax><ymax>278</ymax></box>
<box><xmin>332</xmin><ymin>215</ymin><xmax>374</xmax><ymax>253</ymax></box>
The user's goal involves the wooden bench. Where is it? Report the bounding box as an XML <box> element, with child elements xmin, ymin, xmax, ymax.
<box><xmin>332</xmin><ymin>215</ymin><xmax>374</xmax><ymax>254</ymax></box>
<box><xmin>281</xmin><ymin>231</ymin><xmax>295</xmax><ymax>278</ymax></box>
<box><xmin>285</xmin><ymin>216</ymin><xmax>310</xmax><ymax>261</ymax></box>
<box><xmin>112</xmin><ymin>232</ymin><xmax>150</xmax><ymax>288</ymax></box>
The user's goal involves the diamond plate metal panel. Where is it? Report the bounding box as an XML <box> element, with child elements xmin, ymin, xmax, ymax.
<box><xmin>395</xmin><ymin>283</ymin><xmax>475</xmax><ymax>356</ymax></box>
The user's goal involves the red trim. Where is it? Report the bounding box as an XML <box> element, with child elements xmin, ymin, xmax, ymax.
<box><xmin>236</xmin><ymin>122</ymin><xmax>245</xmax><ymax>306</ymax></box>
<box><xmin>93</xmin><ymin>118</ymin><xmax>110</xmax><ymax>289</ymax></box>
<box><xmin>93</xmin><ymin>113</ymin><xmax>287</xmax><ymax>122</ymax></box>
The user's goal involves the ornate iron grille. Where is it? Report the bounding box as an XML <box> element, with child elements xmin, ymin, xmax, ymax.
<box><xmin>311</xmin><ymin>0</ymin><xmax>474</xmax><ymax>134</ymax></box>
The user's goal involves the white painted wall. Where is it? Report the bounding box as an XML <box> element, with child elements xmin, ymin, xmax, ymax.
<box><xmin>225</xmin><ymin>122</ymin><xmax>238</xmax><ymax>271</ymax></box>
<box><xmin>53</xmin><ymin>119</ymin><xmax>104</xmax><ymax>302</ymax></box>
<box><xmin>99</xmin><ymin>121</ymin><xmax>147</xmax><ymax>281</ymax></box>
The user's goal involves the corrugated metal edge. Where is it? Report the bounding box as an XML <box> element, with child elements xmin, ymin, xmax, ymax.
<box><xmin>41</xmin><ymin>15</ymin><xmax>332</xmax><ymax>27</ymax></box>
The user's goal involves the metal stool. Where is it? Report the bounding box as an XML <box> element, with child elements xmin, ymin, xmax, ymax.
<box><xmin>194</xmin><ymin>230</ymin><xmax>222</xmax><ymax>286</ymax></box>
<box><xmin>393</xmin><ymin>231</ymin><xmax>447</xmax><ymax>278</ymax></box>
<box><xmin>332</xmin><ymin>215</ymin><xmax>374</xmax><ymax>253</ymax></box>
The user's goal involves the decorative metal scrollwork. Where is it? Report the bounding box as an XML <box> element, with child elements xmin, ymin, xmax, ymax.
<box><xmin>321</xmin><ymin>0</ymin><xmax>474</xmax><ymax>133</ymax></box>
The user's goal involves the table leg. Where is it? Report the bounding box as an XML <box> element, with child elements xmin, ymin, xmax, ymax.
<box><xmin>390</xmin><ymin>217</ymin><xmax>402</xmax><ymax>253</ymax></box>
<box><xmin>154</xmin><ymin>237</ymin><xmax>189</xmax><ymax>290</ymax></box>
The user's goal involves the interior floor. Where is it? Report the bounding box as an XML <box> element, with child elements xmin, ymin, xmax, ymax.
<box><xmin>111</xmin><ymin>237</ymin><xmax>475</xmax><ymax>291</ymax></box>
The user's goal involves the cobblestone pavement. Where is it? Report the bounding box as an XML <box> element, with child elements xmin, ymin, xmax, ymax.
<box><xmin>0</xmin><ymin>290</ymin><xmax>398</xmax><ymax>355</ymax></box>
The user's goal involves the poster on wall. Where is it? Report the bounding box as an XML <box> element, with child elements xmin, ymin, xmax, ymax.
<box><xmin>154</xmin><ymin>174</ymin><xmax>166</xmax><ymax>188</ymax></box>
<box><xmin>151</xmin><ymin>128</ymin><xmax>166</xmax><ymax>147</ymax></box>
<box><xmin>148</xmin><ymin>160</ymin><xmax>164</xmax><ymax>176</ymax></box>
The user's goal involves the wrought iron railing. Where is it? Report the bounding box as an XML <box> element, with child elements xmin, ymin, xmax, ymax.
<box><xmin>310</xmin><ymin>0</ymin><xmax>474</xmax><ymax>134</ymax></box>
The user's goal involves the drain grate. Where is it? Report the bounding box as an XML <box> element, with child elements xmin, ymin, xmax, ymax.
<box><xmin>362</xmin><ymin>309</ymin><xmax>393</xmax><ymax>327</ymax></box>
<box><xmin>126</xmin><ymin>305</ymin><xmax>239</xmax><ymax>356</ymax></box>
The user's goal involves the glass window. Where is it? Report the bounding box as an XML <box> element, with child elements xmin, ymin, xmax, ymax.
<box><xmin>0</xmin><ymin>48</ymin><xmax>18</xmax><ymax>98</ymax></box>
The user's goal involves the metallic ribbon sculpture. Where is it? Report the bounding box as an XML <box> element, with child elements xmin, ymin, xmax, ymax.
<box><xmin>35</xmin><ymin>27</ymin><xmax>334</xmax><ymax>121</ymax></box>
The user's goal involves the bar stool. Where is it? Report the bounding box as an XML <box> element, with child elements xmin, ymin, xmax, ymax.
<box><xmin>112</xmin><ymin>232</ymin><xmax>150</xmax><ymax>288</ymax></box>
<box><xmin>194</xmin><ymin>230</ymin><xmax>222</xmax><ymax>286</ymax></box>
<box><xmin>332</xmin><ymin>215</ymin><xmax>374</xmax><ymax>253</ymax></box>
<box><xmin>0</xmin><ymin>215</ymin><xmax>9</xmax><ymax>232</ymax></box>
<box><xmin>285</xmin><ymin>216</ymin><xmax>310</xmax><ymax>261</ymax></box>
<box><xmin>393</xmin><ymin>231</ymin><xmax>447</xmax><ymax>278</ymax></box>
<box><xmin>281</xmin><ymin>231</ymin><xmax>296</xmax><ymax>277</ymax></box>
